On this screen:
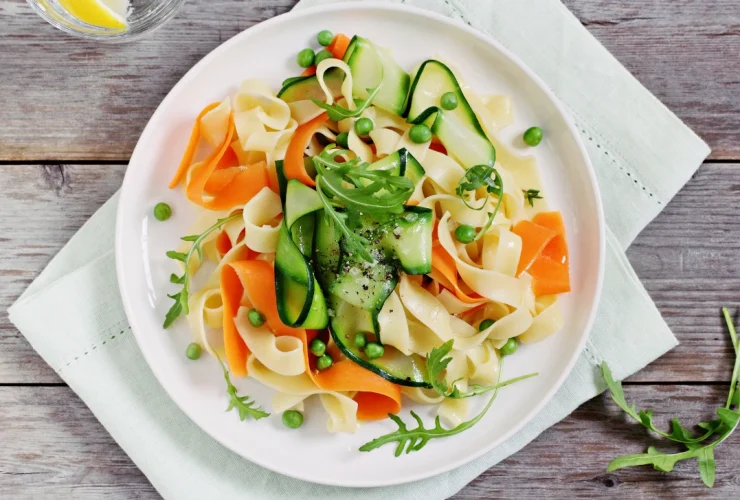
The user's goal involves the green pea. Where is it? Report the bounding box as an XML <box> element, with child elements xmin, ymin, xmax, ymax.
<box><xmin>314</xmin><ymin>49</ymin><xmax>333</xmax><ymax>66</ymax></box>
<box><xmin>440</xmin><ymin>92</ymin><xmax>458</xmax><ymax>110</ymax></box>
<box><xmin>247</xmin><ymin>308</ymin><xmax>265</xmax><ymax>327</ymax></box>
<box><xmin>317</xmin><ymin>30</ymin><xmax>334</xmax><ymax>47</ymax></box>
<box><xmin>365</xmin><ymin>342</ymin><xmax>384</xmax><ymax>360</ymax></box>
<box><xmin>317</xmin><ymin>354</ymin><xmax>333</xmax><ymax>371</ymax></box>
<box><xmin>336</xmin><ymin>132</ymin><xmax>349</xmax><ymax>149</ymax></box>
<box><xmin>354</xmin><ymin>117</ymin><xmax>374</xmax><ymax>136</ymax></box>
<box><xmin>282</xmin><ymin>410</ymin><xmax>304</xmax><ymax>429</ymax></box>
<box><xmin>523</xmin><ymin>127</ymin><xmax>543</xmax><ymax>147</ymax></box>
<box><xmin>296</xmin><ymin>48</ymin><xmax>315</xmax><ymax>68</ymax></box>
<box><xmin>409</xmin><ymin>124</ymin><xmax>432</xmax><ymax>144</ymax></box>
<box><xmin>478</xmin><ymin>319</ymin><xmax>495</xmax><ymax>332</ymax></box>
<box><xmin>309</xmin><ymin>338</ymin><xmax>326</xmax><ymax>357</ymax></box>
<box><xmin>354</xmin><ymin>332</ymin><xmax>367</xmax><ymax>349</ymax></box>
<box><xmin>185</xmin><ymin>342</ymin><xmax>201</xmax><ymax>360</ymax></box>
<box><xmin>500</xmin><ymin>338</ymin><xmax>519</xmax><ymax>356</ymax></box>
<box><xmin>153</xmin><ymin>202</ymin><xmax>172</xmax><ymax>221</ymax></box>
<box><xmin>455</xmin><ymin>224</ymin><xmax>476</xmax><ymax>244</ymax></box>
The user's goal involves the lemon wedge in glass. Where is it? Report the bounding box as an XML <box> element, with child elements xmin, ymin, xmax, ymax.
<box><xmin>57</xmin><ymin>0</ymin><xmax>129</xmax><ymax>30</ymax></box>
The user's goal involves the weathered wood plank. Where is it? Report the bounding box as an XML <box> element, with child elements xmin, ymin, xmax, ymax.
<box><xmin>1</xmin><ymin>0</ymin><xmax>738</xmax><ymax>161</ymax></box>
<box><xmin>562</xmin><ymin>0</ymin><xmax>740</xmax><ymax>160</ymax></box>
<box><xmin>0</xmin><ymin>0</ymin><xmax>299</xmax><ymax>162</ymax></box>
<box><xmin>1</xmin><ymin>385</ymin><xmax>738</xmax><ymax>498</ymax></box>
<box><xmin>0</xmin><ymin>164</ymin><xmax>125</xmax><ymax>384</ymax></box>
<box><xmin>1</xmin><ymin>162</ymin><xmax>739</xmax><ymax>383</ymax></box>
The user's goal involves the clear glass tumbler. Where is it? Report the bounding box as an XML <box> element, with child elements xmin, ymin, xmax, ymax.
<box><xmin>26</xmin><ymin>0</ymin><xmax>186</xmax><ymax>42</ymax></box>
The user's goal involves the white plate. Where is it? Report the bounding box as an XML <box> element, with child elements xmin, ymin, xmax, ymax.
<box><xmin>116</xmin><ymin>2</ymin><xmax>604</xmax><ymax>488</ymax></box>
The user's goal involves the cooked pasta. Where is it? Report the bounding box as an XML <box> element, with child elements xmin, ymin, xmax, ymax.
<box><xmin>161</xmin><ymin>32</ymin><xmax>571</xmax><ymax>444</ymax></box>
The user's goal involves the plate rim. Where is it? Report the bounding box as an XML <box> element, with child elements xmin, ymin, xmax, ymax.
<box><xmin>115</xmin><ymin>1</ymin><xmax>606</xmax><ymax>487</ymax></box>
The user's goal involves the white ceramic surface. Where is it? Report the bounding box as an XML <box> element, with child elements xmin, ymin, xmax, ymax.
<box><xmin>116</xmin><ymin>3</ymin><xmax>605</xmax><ymax>488</ymax></box>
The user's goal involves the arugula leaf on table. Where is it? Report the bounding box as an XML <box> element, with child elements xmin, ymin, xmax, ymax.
<box><xmin>603</xmin><ymin>306</ymin><xmax>740</xmax><ymax>487</ymax></box>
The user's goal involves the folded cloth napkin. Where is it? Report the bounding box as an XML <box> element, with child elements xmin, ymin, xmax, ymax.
<box><xmin>9</xmin><ymin>0</ymin><xmax>710</xmax><ymax>498</ymax></box>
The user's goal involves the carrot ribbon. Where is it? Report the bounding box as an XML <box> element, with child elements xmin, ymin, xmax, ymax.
<box><xmin>512</xmin><ymin>212</ymin><xmax>571</xmax><ymax>296</ymax></box>
<box><xmin>220</xmin><ymin>259</ymin><xmax>401</xmax><ymax>420</ymax></box>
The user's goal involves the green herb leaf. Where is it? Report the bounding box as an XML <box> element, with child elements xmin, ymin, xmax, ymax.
<box><xmin>162</xmin><ymin>213</ymin><xmax>241</xmax><ymax>328</ymax></box>
<box><xmin>454</xmin><ymin>165</ymin><xmax>504</xmax><ymax>242</ymax></box>
<box><xmin>427</xmin><ymin>340</ymin><xmax>537</xmax><ymax>399</ymax></box>
<box><xmin>312</xmin><ymin>146</ymin><xmax>415</xmax><ymax>262</ymax></box>
<box><xmin>523</xmin><ymin>189</ymin><xmax>543</xmax><ymax>207</ymax></box>
<box><xmin>166</xmin><ymin>250</ymin><xmax>188</xmax><ymax>262</ymax></box>
<box><xmin>216</xmin><ymin>355</ymin><xmax>269</xmax><ymax>421</ymax></box>
<box><xmin>698</xmin><ymin>447</ymin><xmax>716</xmax><ymax>487</ymax></box>
<box><xmin>601</xmin><ymin>363</ymin><xmax>715</xmax><ymax>444</ymax></box>
<box><xmin>312</xmin><ymin>87</ymin><xmax>381</xmax><ymax>122</ymax></box>
<box><xmin>602</xmin><ymin>307</ymin><xmax>740</xmax><ymax>487</ymax></box>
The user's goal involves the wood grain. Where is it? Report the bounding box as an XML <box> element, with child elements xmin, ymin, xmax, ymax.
<box><xmin>562</xmin><ymin>0</ymin><xmax>740</xmax><ymax>160</ymax></box>
<box><xmin>1</xmin><ymin>385</ymin><xmax>738</xmax><ymax>499</ymax></box>
<box><xmin>2</xmin><ymin>0</ymin><xmax>739</xmax><ymax>161</ymax></box>
<box><xmin>0</xmin><ymin>164</ymin><xmax>125</xmax><ymax>384</ymax></box>
<box><xmin>2</xmin><ymin>163</ymin><xmax>739</xmax><ymax>384</ymax></box>
<box><xmin>0</xmin><ymin>0</ymin><xmax>299</xmax><ymax>162</ymax></box>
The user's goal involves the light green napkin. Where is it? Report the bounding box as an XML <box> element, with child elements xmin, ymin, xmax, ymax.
<box><xmin>9</xmin><ymin>0</ymin><xmax>709</xmax><ymax>498</ymax></box>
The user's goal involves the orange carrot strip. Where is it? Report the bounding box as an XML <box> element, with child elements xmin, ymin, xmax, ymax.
<box><xmin>301</xmin><ymin>66</ymin><xmax>317</xmax><ymax>76</ymax></box>
<box><xmin>215</xmin><ymin>146</ymin><xmax>240</xmax><ymax>169</ymax></box>
<box><xmin>204</xmin><ymin>166</ymin><xmax>248</xmax><ymax>194</ymax></box>
<box><xmin>431</xmin><ymin>244</ymin><xmax>486</xmax><ymax>304</ymax></box>
<box><xmin>284</xmin><ymin>112</ymin><xmax>329</xmax><ymax>187</ymax></box>
<box><xmin>226</xmin><ymin>260</ymin><xmax>401</xmax><ymax>419</ymax></box>
<box><xmin>511</xmin><ymin>220</ymin><xmax>556</xmax><ymax>276</ymax></box>
<box><xmin>267</xmin><ymin>162</ymin><xmax>281</xmax><ymax>194</ymax></box>
<box><xmin>327</xmin><ymin>33</ymin><xmax>351</xmax><ymax>59</ymax></box>
<box><xmin>215</xmin><ymin>230</ymin><xmax>233</xmax><ymax>256</ymax></box>
<box><xmin>429</xmin><ymin>141</ymin><xmax>447</xmax><ymax>155</ymax></box>
<box><xmin>185</xmin><ymin>115</ymin><xmax>236</xmax><ymax>205</ymax></box>
<box><xmin>533</xmin><ymin>212</ymin><xmax>569</xmax><ymax>265</ymax></box>
<box><xmin>203</xmin><ymin>162</ymin><xmax>269</xmax><ymax>211</ymax></box>
<box><xmin>220</xmin><ymin>263</ymin><xmax>251</xmax><ymax>377</ymax></box>
<box><xmin>169</xmin><ymin>102</ymin><xmax>221</xmax><ymax>188</ymax></box>
<box><xmin>528</xmin><ymin>257</ymin><xmax>571</xmax><ymax>296</ymax></box>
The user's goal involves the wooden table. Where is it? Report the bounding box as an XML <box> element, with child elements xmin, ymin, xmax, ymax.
<box><xmin>2</xmin><ymin>0</ymin><xmax>739</xmax><ymax>497</ymax></box>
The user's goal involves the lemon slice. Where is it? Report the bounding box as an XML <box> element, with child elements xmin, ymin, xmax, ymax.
<box><xmin>58</xmin><ymin>0</ymin><xmax>128</xmax><ymax>30</ymax></box>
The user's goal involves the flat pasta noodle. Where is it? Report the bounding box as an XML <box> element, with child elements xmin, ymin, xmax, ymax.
<box><xmin>241</xmin><ymin>187</ymin><xmax>283</xmax><ymax>253</ymax></box>
<box><xmin>168</xmin><ymin>54</ymin><xmax>574</xmax><ymax>435</ymax></box>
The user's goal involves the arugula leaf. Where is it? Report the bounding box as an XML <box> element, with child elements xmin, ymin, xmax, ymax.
<box><xmin>311</xmin><ymin>85</ymin><xmax>381</xmax><ymax>122</ymax></box>
<box><xmin>312</xmin><ymin>147</ymin><xmax>415</xmax><ymax>262</ymax></box>
<box><xmin>454</xmin><ymin>165</ymin><xmax>504</xmax><ymax>242</ymax></box>
<box><xmin>601</xmin><ymin>363</ymin><xmax>717</xmax><ymax>444</ymax></box>
<box><xmin>163</xmin><ymin>213</ymin><xmax>241</xmax><ymax>328</ymax></box>
<box><xmin>360</xmin><ymin>354</ymin><xmax>538</xmax><ymax>455</ymax></box>
<box><xmin>523</xmin><ymin>189</ymin><xmax>543</xmax><ymax>207</ymax></box>
<box><xmin>603</xmin><ymin>307</ymin><xmax>740</xmax><ymax>487</ymax></box>
<box><xmin>427</xmin><ymin>340</ymin><xmax>537</xmax><ymax>399</ymax></box>
<box><xmin>216</xmin><ymin>355</ymin><xmax>269</xmax><ymax>421</ymax></box>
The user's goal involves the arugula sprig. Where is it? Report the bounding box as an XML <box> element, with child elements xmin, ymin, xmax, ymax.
<box><xmin>312</xmin><ymin>147</ymin><xmax>414</xmax><ymax>262</ymax></box>
<box><xmin>455</xmin><ymin>165</ymin><xmax>504</xmax><ymax>242</ymax></box>
<box><xmin>427</xmin><ymin>340</ymin><xmax>538</xmax><ymax>399</ymax></box>
<box><xmin>312</xmin><ymin>85</ymin><xmax>382</xmax><ymax>122</ymax></box>
<box><xmin>602</xmin><ymin>307</ymin><xmax>740</xmax><ymax>487</ymax></box>
<box><xmin>216</xmin><ymin>355</ymin><xmax>269</xmax><ymax>421</ymax></box>
<box><xmin>523</xmin><ymin>189</ymin><xmax>543</xmax><ymax>207</ymax></box>
<box><xmin>360</xmin><ymin>341</ymin><xmax>537</xmax><ymax>455</ymax></box>
<box><xmin>163</xmin><ymin>213</ymin><xmax>241</xmax><ymax>328</ymax></box>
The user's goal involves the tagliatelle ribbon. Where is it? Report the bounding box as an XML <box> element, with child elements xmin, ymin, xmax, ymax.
<box><xmin>220</xmin><ymin>259</ymin><xmax>401</xmax><ymax>420</ymax></box>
